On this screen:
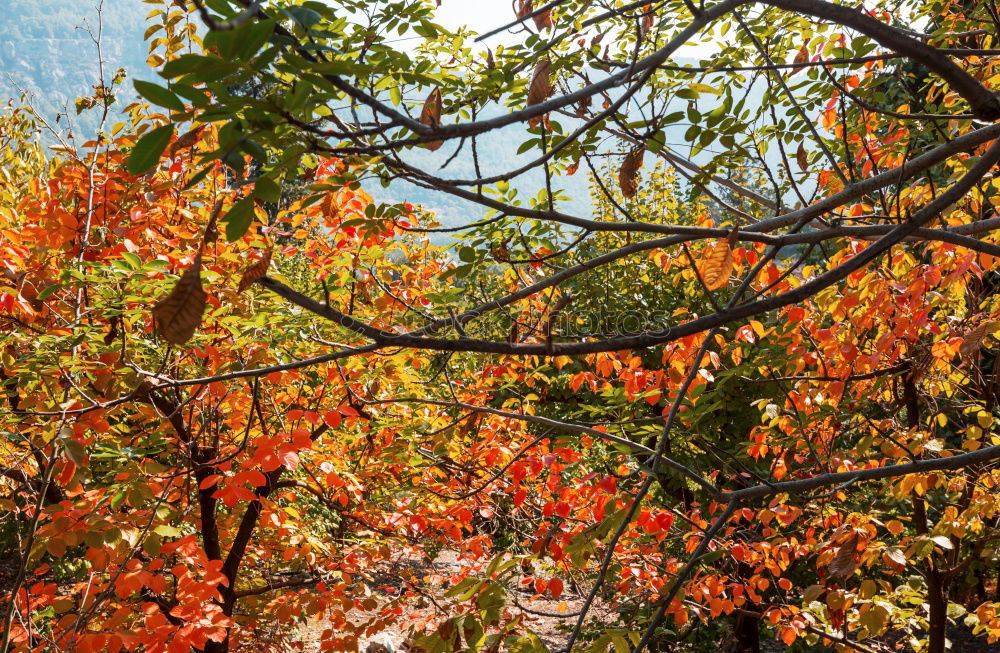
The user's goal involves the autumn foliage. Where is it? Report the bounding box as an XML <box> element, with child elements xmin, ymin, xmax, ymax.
<box><xmin>4</xmin><ymin>0</ymin><xmax>1000</xmax><ymax>652</ymax></box>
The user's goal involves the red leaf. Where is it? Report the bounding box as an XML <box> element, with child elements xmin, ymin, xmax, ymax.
<box><xmin>199</xmin><ymin>474</ymin><xmax>222</xmax><ymax>490</ymax></box>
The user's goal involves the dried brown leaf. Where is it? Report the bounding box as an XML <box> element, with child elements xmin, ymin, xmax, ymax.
<box><xmin>527</xmin><ymin>59</ymin><xmax>552</xmax><ymax>106</ymax></box>
<box><xmin>203</xmin><ymin>199</ymin><xmax>223</xmax><ymax>246</ymax></box>
<box><xmin>697</xmin><ymin>239</ymin><xmax>734</xmax><ymax>291</ymax></box>
<box><xmin>419</xmin><ymin>87</ymin><xmax>444</xmax><ymax>151</ymax></box>
<box><xmin>167</xmin><ymin>124</ymin><xmax>208</xmax><ymax>158</ymax></box>
<box><xmin>533</xmin><ymin>8</ymin><xmax>553</xmax><ymax>30</ymax></box>
<box><xmin>791</xmin><ymin>45</ymin><xmax>809</xmax><ymax>75</ymax></box>
<box><xmin>828</xmin><ymin>531</ymin><xmax>860</xmax><ymax>578</ymax></box>
<box><xmin>238</xmin><ymin>247</ymin><xmax>273</xmax><ymax>293</ymax></box>
<box><xmin>152</xmin><ymin>255</ymin><xmax>207</xmax><ymax>346</ymax></box>
<box><xmin>489</xmin><ymin>238</ymin><xmax>510</xmax><ymax>263</ymax></box>
<box><xmin>796</xmin><ymin>143</ymin><xmax>808</xmax><ymax>173</ymax></box>
<box><xmin>526</xmin><ymin>59</ymin><xmax>553</xmax><ymax>128</ymax></box>
<box><xmin>519</xmin><ymin>0</ymin><xmax>553</xmax><ymax>30</ymax></box>
<box><xmin>618</xmin><ymin>147</ymin><xmax>644</xmax><ymax>198</ymax></box>
<box><xmin>726</xmin><ymin>226</ymin><xmax>739</xmax><ymax>248</ymax></box>
<box><xmin>960</xmin><ymin>319</ymin><xmax>1000</xmax><ymax>357</ymax></box>
<box><xmin>566</xmin><ymin>158</ymin><xmax>580</xmax><ymax>176</ymax></box>
<box><xmin>640</xmin><ymin>4</ymin><xmax>654</xmax><ymax>35</ymax></box>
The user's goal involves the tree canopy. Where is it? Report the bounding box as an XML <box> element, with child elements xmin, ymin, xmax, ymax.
<box><xmin>3</xmin><ymin>0</ymin><xmax>1000</xmax><ymax>652</ymax></box>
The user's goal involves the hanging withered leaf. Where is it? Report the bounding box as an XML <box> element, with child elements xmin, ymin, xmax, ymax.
<box><xmin>827</xmin><ymin>531</ymin><xmax>860</xmax><ymax>578</ymax></box>
<box><xmin>518</xmin><ymin>0</ymin><xmax>553</xmax><ymax>30</ymax></box>
<box><xmin>238</xmin><ymin>247</ymin><xmax>274</xmax><ymax>293</ymax></box>
<box><xmin>152</xmin><ymin>254</ymin><xmax>207</xmax><ymax>346</ymax></box>
<box><xmin>533</xmin><ymin>6</ymin><xmax>553</xmax><ymax>30</ymax></box>
<box><xmin>419</xmin><ymin>87</ymin><xmax>444</xmax><ymax>151</ymax></box>
<box><xmin>618</xmin><ymin>147</ymin><xmax>644</xmax><ymax>198</ymax></box>
<box><xmin>566</xmin><ymin>158</ymin><xmax>581</xmax><ymax>176</ymax></box>
<box><xmin>697</xmin><ymin>237</ymin><xmax>734</xmax><ymax>291</ymax></box>
<box><xmin>489</xmin><ymin>238</ymin><xmax>511</xmax><ymax>262</ymax></box>
<box><xmin>203</xmin><ymin>199</ymin><xmax>224</xmax><ymax>247</ymax></box>
<box><xmin>959</xmin><ymin>319</ymin><xmax>1000</xmax><ymax>358</ymax></box>
<box><xmin>791</xmin><ymin>45</ymin><xmax>810</xmax><ymax>75</ymax></box>
<box><xmin>486</xmin><ymin>48</ymin><xmax>495</xmax><ymax>70</ymax></box>
<box><xmin>103</xmin><ymin>315</ymin><xmax>121</xmax><ymax>346</ymax></box>
<box><xmin>526</xmin><ymin>59</ymin><xmax>553</xmax><ymax>128</ymax></box>
<box><xmin>640</xmin><ymin>4</ymin><xmax>654</xmax><ymax>36</ymax></box>
<box><xmin>167</xmin><ymin>124</ymin><xmax>208</xmax><ymax>158</ymax></box>
<box><xmin>796</xmin><ymin>143</ymin><xmax>808</xmax><ymax>172</ymax></box>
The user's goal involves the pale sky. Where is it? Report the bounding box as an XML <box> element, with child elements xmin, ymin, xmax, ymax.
<box><xmin>430</xmin><ymin>1</ymin><xmax>718</xmax><ymax>59</ymax></box>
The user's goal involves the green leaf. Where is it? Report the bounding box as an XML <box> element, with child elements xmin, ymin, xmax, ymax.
<box><xmin>134</xmin><ymin>80</ymin><xmax>185</xmax><ymax>112</ymax></box>
<box><xmin>36</xmin><ymin>284</ymin><xmax>65</xmax><ymax>300</ymax></box>
<box><xmin>127</xmin><ymin>124</ymin><xmax>174</xmax><ymax>175</ymax></box>
<box><xmin>160</xmin><ymin>54</ymin><xmax>222</xmax><ymax>78</ymax></box>
<box><xmin>121</xmin><ymin>252</ymin><xmax>142</xmax><ymax>270</ymax></box>
<box><xmin>183</xmin><ymin>164</ymin><xmax>214</xmax><ymax>190</ymax></box>
<box><xmin>62</xmin><ymin>439</ymin><xmax>86</xmax><ymax>467</ymax></box>
<box><xmin>254</xmin><ymin>177</ymin><xmax>281</xmax><ymax>203</ymax></box>
<box><xmin>235</xmin><ymin>19</ymin><xmax>276</xmax><ymax>59</ymax></box>
<box><xmin>224</xmin><ymin>197</ymin><xmax>256</xmax><ymax>241</ymax></box>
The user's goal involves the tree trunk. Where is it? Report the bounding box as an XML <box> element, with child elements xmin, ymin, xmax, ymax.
<box><xmin>926</xmin><ymin>570</ymin><xmax>948</xmax><ymax>653</ymax></box>
<box><xmin>728</xmin><ymin>610</ymin><xmax>760</xmax><ymax>653</ymax></box>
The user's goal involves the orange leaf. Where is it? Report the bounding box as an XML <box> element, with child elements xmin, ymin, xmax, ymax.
<box><xmin>549</xmin><ymin>577</ymin><xmax>564</xmax><ymax>598</ymax></box>
<box><xmin>618</xmin><ymin>147</ymin><xmax>644</xmax><ymax>198</ymax></box>
<box><xmin>697</xmin><ymin>239</ymin><xmax>733</xmax><ymax>291</ymax></box>
<box><xmin>152</xmin><ymin>254</ymin><xmax>207</xmax><ymax>346</ymax></box>
<box><xmin>238</xmin><ymin>247</ymin><xmax>273</xmax><ymax>293</ymax></box>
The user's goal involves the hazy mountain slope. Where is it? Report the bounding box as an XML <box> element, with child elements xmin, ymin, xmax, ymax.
<box><xmin>0</xmin><ymin>0</ymin><xmax>151</xmax><ymax>137</ymax></box>
<box><xmin>0</xmin><ymin>2</ymin><xmax>778</xmax><ymax>231</ymax></box>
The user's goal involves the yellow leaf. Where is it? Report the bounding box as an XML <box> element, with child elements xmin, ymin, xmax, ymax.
<box><xmin>697</xmin><ymin>239</ymin><xmax>733</xmax><ymax>291</ymax></box>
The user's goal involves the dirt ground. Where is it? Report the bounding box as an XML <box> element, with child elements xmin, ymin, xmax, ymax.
<box><xmin>292</xmin><ymin>550</ymin><xmax>1000</xmax><ymax>653</ymax></box>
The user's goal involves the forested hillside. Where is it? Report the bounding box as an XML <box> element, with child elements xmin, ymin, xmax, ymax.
<box><xmin>0</xmin><ymin>0</ymin><xmax>150</xmax><ymax>138</ymax></box>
